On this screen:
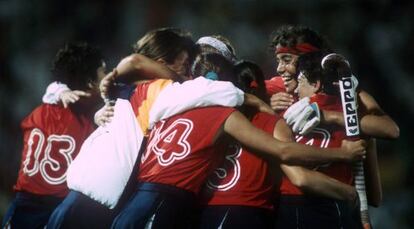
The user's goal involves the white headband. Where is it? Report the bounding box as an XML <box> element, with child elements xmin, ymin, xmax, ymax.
<box><xmin>196</xmin><ymin>36</ymin><xmax>235</xmax><ymax>62</ymax></box>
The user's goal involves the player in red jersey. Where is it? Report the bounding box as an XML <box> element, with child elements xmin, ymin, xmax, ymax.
<box><xmin>1</xmin><ymin>42</ymin><xmax>105</xmax><ymax>229</ymax></box>
<box><xmin>267</xmin><ymin>25</ymin><xmax>399</xmax><ymax>138</ymax></box>
<box><xmin>115</xmin><ymin>28</ymin><xmax>197</xmax><ymax>133</ymax></box>
<box><xmin>111</xmin><ymin>53</ymin><xmax>366</xmax><ymax>229</ymax></box>
<box><xmin>47</xmin><ymin>28</ymin><xmax>256</xmax><ymax>229</ymax></box>
<box><xmin>46</xmin><ymin>33</ymin><xmax>239</xmax><ymax>119</ymax></box>
<box><xmin>275</xmin><ymin>51</ymin><xmax>376</xmax><ymax>229</ymax></box>
<box><xmin>198</xmin><ymin>60</ymin><xmax>358</xmax><ymax>229</ymax></box>
<box><xmin>198</xmin><ymin>61</ymin><xmax>282</xmax><ymax>228</ymax></box>
<box><xmin>46</xmin><ymin>28</ymin><xmax>199</xmax><ymax>229</ymax></box>
<box><xmin>99</xmin><ymin>31</ymin><xmax>270</xmax><ymax>131</ymax></box>
<box><xmin>266</xmin><ymin>25</ymin><xmax>329</xmax><ymax>111</ymax></box>
<box><xmin>267</xmin><ymin>26</ymin><xmax>399</xmax><ymax>229</ymax></box>
<box><xmin>268</xmin><ymin>25</ymin><xmax>397</xmax><ymax>218</ymax></box>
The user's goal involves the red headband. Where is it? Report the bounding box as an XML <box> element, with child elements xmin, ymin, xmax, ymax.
<box><xmin>275</xmin><ymin>43</ymin><xmax>319</xmax><ymax>55</ymax></box>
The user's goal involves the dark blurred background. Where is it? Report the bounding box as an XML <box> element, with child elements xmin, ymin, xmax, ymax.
<box><xmin>1</xmin><ymin>0</ymin><xmax>413</xmax><ymax>228</ymax></box>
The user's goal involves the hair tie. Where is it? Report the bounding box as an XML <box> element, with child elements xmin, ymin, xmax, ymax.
<box><xmin>250</xmin><ymin>80</ymin><xmax>258</xmax><ymax>88</ymax></box>
<box><xmin>205</xmin><ymin>71</ymin><xmax>219</xmax><ymax>81</ymax></box>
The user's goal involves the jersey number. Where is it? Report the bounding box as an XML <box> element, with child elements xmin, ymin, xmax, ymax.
<box><xmin>22</xmin><ymin>128</ymin><xmax>76</xmax><ymax>185</ymax></box>
<box><xmin>295</xmin><ymin>127</ymin><xmax>330</xmax><ymax>148</ymax></box>
<box><xmin>296</xmin><ymin>127</ymin><xmax>331</xmax><ymax>169</ymax></box>
<box><xmin>143</xmin><ymin>119</ymin><xmax>193</xmax><ymax>166</ymax></box>
<box><xmin>206</xmin><ymin>143</ymin><xmax>242</xmax><ymax>191</ymax></box>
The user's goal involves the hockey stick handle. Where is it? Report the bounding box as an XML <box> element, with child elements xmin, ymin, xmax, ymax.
<box><xmin>322</xmin><ymin>53</ymin><xmax>371</xmax><ymax>228</ymax></box>
<box><xmin>339</xmin><ymin>75</ymin><xmax>371</xmax><ymax>229</ymax></box>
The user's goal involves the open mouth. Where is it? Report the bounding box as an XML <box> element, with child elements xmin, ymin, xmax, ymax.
<box><xmin>283</xmin><ymin>76</ymin><xmax>294</xmax><ymax>85</ymax></box>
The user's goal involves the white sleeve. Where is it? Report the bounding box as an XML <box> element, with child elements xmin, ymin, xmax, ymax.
<box><xmin>149</xmin><ymin>77</ymin><xmax>244</xmax><ymax>129</ymax></box>
<box><xmin>42</xmin><ymin>81</ymin><xmax>70</xmax><ymax>104</ymax></box>
<box><xmin>67</xmin><ymin>99</ymin><xmax>143</xmax><ymax>209</ymax></box>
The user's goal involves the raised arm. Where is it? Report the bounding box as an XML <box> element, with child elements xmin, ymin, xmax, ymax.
<box><xmin>223</xmin><ymin>111</ymin><xmax>366</xmax><ymax>166</ymax></box>
<box><xmin>114</xmin><ymin>54</ymin><xmax>180</xmax><ymax>84</ymax></box>
<box><xmin>100</xmin><ymin>53</ymin><xmax>180</xmax><ymax>100</ymax></box>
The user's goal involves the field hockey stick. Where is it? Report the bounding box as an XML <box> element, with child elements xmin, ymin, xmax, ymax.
<box><xmin>322</xmin><ymin>53</ymin><xmax>371</xmax><ymax>229</ymax></box>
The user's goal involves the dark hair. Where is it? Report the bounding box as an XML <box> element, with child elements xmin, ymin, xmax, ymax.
<box><xmin>133</xmin><ymin>27</ymin><xmax>196</xmax><ymax>64</ymax></box>
<box><xmin>297</xmin><ymin>51</ymin><xmax>338</xmax><ymax>95</ymax></box>
<box><xmin>270</xmin><ymin>25</ymin><xmax>332</xmax><ymax>52</ymax></box>
<box><xmin>233</xmin><ymin>60</ymin><xmax>267</xmax><ymax>102</ymax></box>
<box><xmin>191</xmin><ymin>53</ymin><xmax>235</xmax><ymax>83</ymax></box>
<box><xmin>51</xmin><ymin>42</ymin><xmax>103</xmax><ymax>90</ymax></box>
<box><xmin>233</xmin><ymin>60</ymin><xmax>269</xmax><ymax>118</ymax></box>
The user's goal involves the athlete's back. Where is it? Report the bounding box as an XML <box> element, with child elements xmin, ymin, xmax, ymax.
<box><xmin>139</xmin><ymin>106</ymin><xmax>236</xmax><ymax>194</ymax></box>
<box><xmin>15</xmin><ymin>104</ymin><xmax>94</xmax><ymax>197</ymax></box>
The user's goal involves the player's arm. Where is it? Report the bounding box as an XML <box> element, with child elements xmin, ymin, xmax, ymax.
<box><xmin>244</xmin><ymin>93</ymin><xmax>275</xmax><ymax>115</ymax></box>
<box><xmin>42</xmin><ymin>81</ymin><xmax>91</xmax><ymax>108</ymax></box>
<box><xmin>364</xmin><ymin>138</ymin><xmax>382</xmax><ymax>207</ymax></box>
<box><xmin>281</xmin><ymin>165</ymin><xmax>357</xmax><ymax>201</ymax></box>
<box><xmin>99</xmin><ymin>54</ymin><xmax>178</xmax><ymax>100</ymax></box>
<box><xmin>148</xmin><ymin>78</ymin><xmax>273</xmax><ymax>129</ymax></box>
<box><xmin>113</xmin><ymin>54</ymin><xmax>181</xmax><ymax>84</ymax></box>
<box><xmin>358</xmin><ymin>90</ymin><xmax>399</xmax><ymax>139</ymax></box>
<box><xmin>274</xmin><ymin>118</ymin><xmax>357</xmax><ymax>201</ymax></box>
<box><xmin>223</xmin><ymin>111</ymin><xmax>366</xmax><ymax>166</ymax></box>
<box><xmin>322</xmin><ymin>90</ymin><xmax>399</xmax><ymax>139</ymax></box>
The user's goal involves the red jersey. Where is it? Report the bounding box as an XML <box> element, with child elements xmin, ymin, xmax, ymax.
<box><xmin>265</xmin><ymin>76</ymin><xmax>286</xmax><ymax>96</ymax></box>
<box><xmin>138</xmin><ymin>106</ymin><xmax>236</xmax><ymax>194</ymax></box>
<box><xmin>280</xmin><ymin>94</ymin><xmax>353</xmax><ymax>195</ymax></box>
<box><xmin>14</xmin><ymin>104</ymin><xmax>95</xmax><ymax>197</ymax></box>
<box><xmin>203</xmin><ymin>112</ymin><xmax>279</xmax><ymax>209</ymax></box>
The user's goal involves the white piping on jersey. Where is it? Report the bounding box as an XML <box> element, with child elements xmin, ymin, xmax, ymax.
<box><xmin>295</xmin><ymin>127</ymin><xmax>330</xmax><ymax>148</ymax></box>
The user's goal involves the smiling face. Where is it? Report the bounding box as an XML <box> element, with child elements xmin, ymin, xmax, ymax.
<box><xmin>275</xmin><ymin>47</ymin><xmax>300</xmax><ymax>93</ymax></box>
